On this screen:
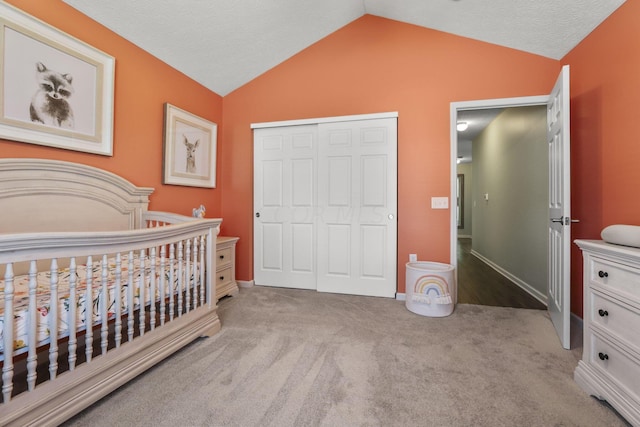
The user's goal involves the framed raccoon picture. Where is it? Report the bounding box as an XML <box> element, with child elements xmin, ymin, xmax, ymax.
<box><xmin>0</xmin><ymin>3</ymin><xmax>114</xmax><ymax>156</ymax></box>
<box><xmin>163</xmin><ymin>103</ymin><xmax>217</xmax><ymax>188</ymax></box>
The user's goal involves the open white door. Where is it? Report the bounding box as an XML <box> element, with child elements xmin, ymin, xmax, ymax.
<box><xmin>450</xmin><ymin>66</ymin><xmax>572</xmax><ymax>349</ymax></box>
<box><xmin>547</xmin><ymin>65</ymin><xmax>572</xmax><ymax>349</ymax></box>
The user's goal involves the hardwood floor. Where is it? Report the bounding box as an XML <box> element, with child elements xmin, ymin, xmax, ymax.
<box><xmin>456</xmin><ymin>238</ymin><xmax>546</xmax><ymax>310</ymax></box>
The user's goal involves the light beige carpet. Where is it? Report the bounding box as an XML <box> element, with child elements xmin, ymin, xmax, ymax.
<box><xmin>63</xmin><ymin>286</ymin><xmax>629</xmax><ymax>427</ymax></box>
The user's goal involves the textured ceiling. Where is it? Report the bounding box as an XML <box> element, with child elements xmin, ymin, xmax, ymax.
<box><xmin>62</xmin><ymin>0</ymin><xmax>625</xmax><ymax>96</ymax></box>
<box><xmin>457</xmin><ymin>109</ymin><xmax>504</xmax><ymax>164</ymax></box>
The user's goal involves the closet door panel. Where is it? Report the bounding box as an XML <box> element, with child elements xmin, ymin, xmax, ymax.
<box><xmin>254</xmin><ymin>125</ymin><xmax>317</xmax><ymax>290</ymax></box>
<box><xmin>327</xmin><ymin>156</ymin><xmax>352</xmax><ymax>207</ymax></box>
<box><xmin>361</xmin><ymin>224</ymin><xmax>386</xmax><ymax>278</ymax></box>
<box><xmin>317</xmin><ymin>118</ymin><xmax>397</xmax><ymax>297</ymax></box>
<box><xmin>261</xmin><ymin>223</ymin><xmax>283</xmax><ymax>271</ymax></box>
<box><xmin>291</xmin><ymin>223</ymin><xmax>314</xmax><ymax>273</ymax></box>
<box><xmin>327</xmin><ymin>224</ymin><xmax>351</xmax><ymax>276</ymax></box>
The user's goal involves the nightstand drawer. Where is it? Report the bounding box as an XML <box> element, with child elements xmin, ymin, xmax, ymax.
<box><xmin>590</xmin><ymin>290</ymin><xmax>640</xmax><ymax>350</ymax></box>
<box><xmin>589</xmin><ymin>332</ymin><xmax>640</xmax><ymax>397</ymax></box>
<box><xmin>590</xmin><ymin>256</ymin><xmax>640</xmax><ymax>299</ymax></box>
<box><xmin>216</xmin><ymin>266</ymin><xmax>233</xmax><ymax>287</ymax></box>
<box><xmin>217</xmin><ymin>246</ymin><xmax>233</xmax><ymax>267</ymax></box>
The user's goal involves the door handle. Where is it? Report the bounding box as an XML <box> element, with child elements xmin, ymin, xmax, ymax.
<box><xmin>551</xmin><ymin>217</ymin><xmax>580</xmax><ymax>225</ymax></box>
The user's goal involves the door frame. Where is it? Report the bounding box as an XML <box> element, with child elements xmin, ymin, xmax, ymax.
<box><xmin>449</xmin><ymin>96</ymin><xmax>549</xmax><ymax>285</ymax></box>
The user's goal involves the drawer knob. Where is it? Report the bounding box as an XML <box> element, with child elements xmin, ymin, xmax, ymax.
<box><xmin>598</xmin><ymin>352</ymin><xmax>609</xmax><ymax>361</ymax></box>
<box><xmin>219</xmin><ymin>276</ymin><xmax>225</xmax><ymax>281</ymax></box>
<box><xmin>598</xmin><ymin>270</ymin><xmax>609</xmax><ymax>278</ymax></box>
<box><xmin>219</xmin><ymin>255</ymin><xmax>225</xmax><ymax>259</ymax></box>
<box><xmin>598</xmin><ymin>309</ymin><xmax>609</xmax><ymax>317</ymax></box>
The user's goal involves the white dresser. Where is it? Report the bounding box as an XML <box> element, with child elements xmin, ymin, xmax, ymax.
<box><xmin>574</xmin><ymin>240</ymin><xmax>640</xmax><ymax>425</ymax></box>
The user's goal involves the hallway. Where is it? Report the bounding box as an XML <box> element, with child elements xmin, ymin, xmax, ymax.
<box><xmin>457</xmin><ymin>238</ymin><xmax>546</xmax><ymax>309</ymax></box>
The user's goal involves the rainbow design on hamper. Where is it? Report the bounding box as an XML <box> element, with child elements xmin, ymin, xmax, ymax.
<box><xmin>411</xmin><ymin>274</ymin><xmax>452</xmax><ymax>304</ymax></box>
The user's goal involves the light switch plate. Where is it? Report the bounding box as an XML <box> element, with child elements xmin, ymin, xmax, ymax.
<box><xmin>431</xmin><ymin>197</ymin><xmax>449</xmax><ymax>209</ymax></box>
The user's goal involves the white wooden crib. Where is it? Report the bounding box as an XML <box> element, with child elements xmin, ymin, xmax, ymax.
<box><xmin>0</xmin><ymin>158</ymin><xmax>222</xmax><ymax>426</ymax></box>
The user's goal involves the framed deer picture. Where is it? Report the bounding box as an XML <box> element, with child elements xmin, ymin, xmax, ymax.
<box><xmin>163</xmin><ymin>103</ymin><xmax>217</xmax><ymax>188</ymax></box>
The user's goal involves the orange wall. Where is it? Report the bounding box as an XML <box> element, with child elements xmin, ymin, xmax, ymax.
<box><xmin>1</xmin><ymin>0</ymin><xmax>224</xmax><ymax>217</ymax></box>
<box><xmin>563</xmin><ymin>0</ymin><xmax>640</xmax><ymax>317</ymax></box>
<box><xmin>222</xmin><ymin>15</ymin><xmax>561</xmax><ymax>294</ymax></box>
<box><xmin>9</xmin><ymin>2</ymin><xmax>630</xmax><ymax>317</ymax></box>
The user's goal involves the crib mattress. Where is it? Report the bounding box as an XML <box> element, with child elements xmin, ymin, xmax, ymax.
<box><xmin>0</xmin><ymin>255</ymin><xmax>197</xmax><ymax>354</ymax></box>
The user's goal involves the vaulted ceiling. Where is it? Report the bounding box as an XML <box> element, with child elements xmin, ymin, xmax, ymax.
<box><xmin>62</xmin><ymin>0</ymin><xmax>625</xmax><ymax>96</ymax></box>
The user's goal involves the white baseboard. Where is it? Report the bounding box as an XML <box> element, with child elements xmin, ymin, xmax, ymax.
<box><xmin>237</xmin><ymin>280</ymin><xmax>254</xmax><ymax>288</ymax></box>
<box><xmin>396</xmin><ymin>293</ymin><xmax>406</xmax><ymax>301</ymax></box>
<box><xmin>470</xmin><ymin>249</ymin><xmax>548</xmax><ymax>306</ymax></box>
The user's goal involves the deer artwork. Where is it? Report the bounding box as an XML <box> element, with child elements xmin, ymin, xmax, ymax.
<box><xmin>183</xmin><ymin>135</ymin><xmax>199</xmax><ymax>174</ymax></box>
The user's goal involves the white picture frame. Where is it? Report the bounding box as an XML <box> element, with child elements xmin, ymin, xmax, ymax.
<box><xmin>0</xmin><ymin>2</ymin><xmax>114</xmax><ymax>156</ymax></box>
<box><xmin>163</xmin><ymin>103</ymin><xmax>217</xmax><ymax>188</ymax></box>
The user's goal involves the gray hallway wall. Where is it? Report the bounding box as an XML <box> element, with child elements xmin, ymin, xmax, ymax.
<box><xmin>472</xmin><ymin>105</ymin><xmax>548</xmax><ymax>301</ymax></box>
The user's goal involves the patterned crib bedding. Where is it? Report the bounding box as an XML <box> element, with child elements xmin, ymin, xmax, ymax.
<box><xmin>0</xmin><ymin>254</ymin><xmax>199</xmax><ymax>355</ymax></box>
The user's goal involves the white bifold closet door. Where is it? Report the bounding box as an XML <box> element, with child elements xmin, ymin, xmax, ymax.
<box><xmin>253</xmin><ymin>115</ymin><xmax>397</xmax><ymax>298</ymax></box>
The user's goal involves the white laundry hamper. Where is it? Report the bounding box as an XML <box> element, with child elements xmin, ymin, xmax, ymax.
<box><xmin>405</xmin><ymin>261</ymin><xmax>456</xmax><ymax>317</ymax></box>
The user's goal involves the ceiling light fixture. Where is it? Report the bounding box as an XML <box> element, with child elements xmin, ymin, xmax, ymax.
<box><xmin>456</xmin><ymin>122</ymin><xmax>468</xmax><ymax>132</ymax></box>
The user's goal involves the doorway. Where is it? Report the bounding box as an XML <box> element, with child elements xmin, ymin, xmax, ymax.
<box><xmin>456</xmin><ymin>67</ymin><xmax>572</xmax><ymax>349</ymax></box>
<box><xmin>450</xmin><ymin>98</ymin><xmax>549</xmax><ymax>310</ymax></box>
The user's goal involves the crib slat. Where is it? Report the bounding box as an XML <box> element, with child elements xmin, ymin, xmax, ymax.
<box><xmin>100</xmin><ymin>255</ymin><xmax>109</xmax><ymax>355</ymax></box>
<box><xmin>192</xmin><ymin>237</ymin><xmax>198</xmax><ymax>309</ymax></box>
<box><xmin>199</xmin><ymin>236</ymin><xmax>206</xmax><ymax>308</ymax></box>
<box><xmin>85</xmin><ymin>256</ymin><xmax>93</xmax><ymax>363</ymax></box>
<box><xmin>193</xmin><ymin>237</ymin><xmax>199</xmax><ymax>309</ymax></box>
<box><xmin>149</xmin><ymin>247</ymin><xmax>156</xmax><ymax>331</ymax></box>
<box><xmin>127</xmin><ymin>251</ymin><xmax>135</xmax><ymax>343</ymax></box>
<box><xmin>27</xmin><ymin>261</ymin><xmax>38</xmax><ymax>391</ymax></box>
<box><xmin>69</xmin><ymin>257</ymin><xmax>78</xmax><ymax>370</ymax></box>
<box><xmin>169</xmin><ymin>244</ymin><xmax>175</xmax><ymax>322</ymax></box>
<box><xmin>49</xmin><ymin>259</ymin><xmax>59</xmax><ymax>381</ymax></box>
<box><xmin>185</xmin><ymin>239</ymin><xmax>191</xmax><ymax>313</ymax></box>
<box><xmin>115</xmin><ymin>253</ymin><xmax>122</xmax><ymax>348</ymax></box>
<box><xmin>2</xmin><ymin>263</ymin><xmax>14</xmax><ymax>403</ymax></box>
<box><xmin>159</xmin><ymin>245</ymin><xmax>166</xmax><ymax>326</ymax></box>
<box><xmin>139</xmin><ymin>249</ymin><xmax>146</xmax><ymax>337</ymax></box>
<box><xmin>177</xmin><ymin>241</ymin><xmax>183</xmax><ymax>317</ymax></box>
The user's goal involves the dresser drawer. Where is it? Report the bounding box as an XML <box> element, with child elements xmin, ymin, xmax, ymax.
<box><xmin>590</xmin><ymin>290</ymin><xmax>640</xmax><ymax>351</ymax></box>
<box><xmin>217</xmin><ymin>246</ymin><xmax>233</xmax><ymax>267</ymax></box>
<box><xmin>590</xmin><ymin>256</ymin><xmax>640</xmax><ymax>299</ymax></box>
<box><xmin>216</xmin><ymin>266</ymin><xmax>233</xmax><ymax>287</ymax></box>
<box><xmin>589</xmin><ymin>333</ymin><xmax>640</xmax><ymax>397</ymax></box>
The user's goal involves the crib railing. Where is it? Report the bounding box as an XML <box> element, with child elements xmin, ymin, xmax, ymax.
<box><xmin>0</xmin><ymin>215</ymin><xmax>221</xmax><ymax>425</ymax></box>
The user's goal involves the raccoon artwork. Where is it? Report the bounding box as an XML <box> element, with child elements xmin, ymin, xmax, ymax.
<box><xmin>184</xmin><ymin>135</ymin><xmax>199</xmax><ymax>174</ymax></box>
<box><xmin>29</xmin><ymin>62</ymin><xmax>75</xmax><ymax>128</ymax></box>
